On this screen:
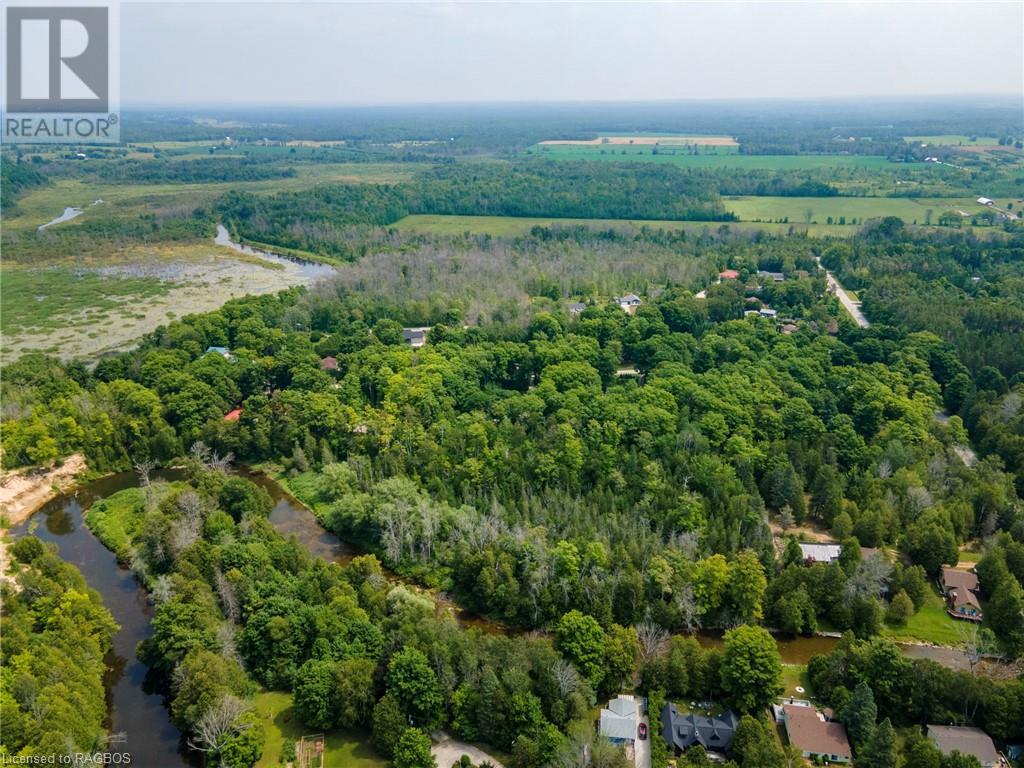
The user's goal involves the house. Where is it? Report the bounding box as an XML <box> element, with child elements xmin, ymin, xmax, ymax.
<box><xmin>940</xmin><ymin>567</ymin><xmax>983</xmax><ymax>621</ymax></box>
<box><xmin>976</xmin><ymin>197</ymin><xmax>995</xmax><ymax>206</ymax></box>
<box><xmin>780</xmin><ymin>323</ymin><xmax>799</xmax><ymax>335</ymax></box>
<box><xmin>599</xmin><ymin>695</ymin><xmax>638</xmax><ymax>745</ymax></box>
<box><xmin>759</xmin><ymin>308</ymin><xmax>778</xmax><ymax>319</ymax></box>
<box><xmin>615</xmin><ymin>294</ymin><xmax>642</xmax><ymax>314</ymax></box>
<box><xmin>782</xmin><ymin>705</ymin><xmax>852</xmax><ymax>764</ymax></box>
<box><xmin>927</xmin><ymin>725</ymin><xmax>1000</xmax><ymax>768</ymax></box>
<box><xmin>568</xmin><ymin>302</ymin><xmax>588</xmax><ymax>316</ymax></box>
<box><xmin>402</xmin><ymin>327</ymin><xmax>430</xmax><ymax>348</ymax></box>
<box><xmin>660</xmin><ymin>703</ymin><xmax>739</xmax><ymax>757</ymax></box>
<box><xmin>799</xmin><ymin>543</ymin><xmax>842</xmax><ymax>564</ymax></box>
<box><xmin>320</xmin><ymin>356</ymin><xmax>339</xmax><ymax>372</ymax></box>
<box><xmin>224</xmin><ymin>408</ymin><xmax>242</xmax><ymax>422</ymax></box>
<box><xmin>757</xmin><ymin>270</ymin><xmax>786</xmax><ymax>282</ymax></box>
<box><xmin>718</xmin><ymin>269</ymin><xmax>740</xmax><ymax>280</ymax></box>
<box><xmin>205</xmin><ymin>346</ymin><xmax>235</xmax><ymax>361</ymax></box>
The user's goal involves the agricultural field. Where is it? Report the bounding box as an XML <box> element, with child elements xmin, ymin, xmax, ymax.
<box><xmin>539</xmin><ymin>133</ymin><xmax>738</xmax><ymax>146</ymax></box>
<box><xmin>906</xmin><ymin>135</ymin><xmax>1002</xmax><ymax>146</ymax></box>
<box><xmin>526</xmin><ymin>145</ymin><xmax>913</xmax><ymax>169</ymax></box>
<box><xmin>723</xmin><ymin>195</ymin><xmax>966</xmax><ymax>224</ymax></box>
<box><xmin>391</xmin><ymin>213</ymin><xmax>852</xmax><ymax>237</ymax></box>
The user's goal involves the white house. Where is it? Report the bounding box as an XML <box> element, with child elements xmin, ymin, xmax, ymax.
<box><xmin>976</xmin><ymin>197</ymin><xmax>995</xmax><ymax>206</ymax></box>
<box><xmin>615</xmin><ymin>294</ymin><xmax>642</xmax><ymax>314</ymax></box>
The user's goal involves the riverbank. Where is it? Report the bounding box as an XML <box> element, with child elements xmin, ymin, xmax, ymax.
<box><xmin>0</xmin><ymin>453</ymin><xmax>87</xmax><ymax>526</ymax></box>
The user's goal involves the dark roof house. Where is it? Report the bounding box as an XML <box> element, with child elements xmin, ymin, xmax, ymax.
<box><xmin>402</xmin><ymin>327</ymin><xmax>430</xmax><ymax>348</ymax></box>
<box><xmin>927</xmin><ymin>725</ymin><xmax>1000</xmax><ymax>768</ymax></box>
<box><xmin>941</xmin><ymin>568</ymin><xmax>983</xmax><ymax>621</ymax></box>
<box><xmin>660</xmin><ymin>703</ymin><xmax>739</xmax><ymax>756</ymax></box>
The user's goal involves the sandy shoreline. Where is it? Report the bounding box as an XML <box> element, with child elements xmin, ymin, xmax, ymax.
<box><xmin>0</xmin><ymin>454</ymin><xmax>87</xmax><ymax>527</ymax></box>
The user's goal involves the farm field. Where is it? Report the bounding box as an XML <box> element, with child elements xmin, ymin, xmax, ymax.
<box><xmin>906</xmin><ymin>135</ymin><xmax>1002</xmax><ymax>146</ymax></box>
<box><xmin>254</xmin><ymin>691</ymin><xmax>386</xmax><ymax>768</ymax></box>
<box><xmin>539</xmin><ymin>133</ymin><xmax>738</xmax><ymax>146</ymax></box>
<box><xmin>391</xmin><ymin>213</ymin><xmax>852</xmax><ymax>237</ymax></box>
<box><xmin>525</xmin><ymin>146</ymin><xmax>912</xmax><ymax>169</ymax></box>
<box><xmin>723</xmin><ymin>195</ymin><xmax>967</xmax><ymax>224</ymax></box>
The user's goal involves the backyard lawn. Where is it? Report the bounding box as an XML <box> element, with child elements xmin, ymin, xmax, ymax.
<box><xmin>254</xmin><ymin>691</ymin><xmax>386</xmax><ymax>768</ymax></box>
<box><xmin>882</xmin><ymin>586</ymin><xmax>967</xmax><ymax>647</ymax></box>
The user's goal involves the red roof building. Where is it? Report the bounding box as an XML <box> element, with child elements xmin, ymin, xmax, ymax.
<box><xmin>320</xmin><ymin>356</ymin><xmax>339</xmax><ymax>371</ymax></box>
<box><xmin>224</xmin><ymin>408</ymin><xmax>243</xmax><ymax>422</ymax></box>
<box><xmin>719</xmin><ymin>269</ymin><xmax>740</xmax><ymax>280</ymax></box>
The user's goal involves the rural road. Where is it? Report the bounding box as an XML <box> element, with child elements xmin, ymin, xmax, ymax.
<box><xmin>817</xmin><ymin>258</ymin><xmax>869</xmax><ymax>328</ymax></box>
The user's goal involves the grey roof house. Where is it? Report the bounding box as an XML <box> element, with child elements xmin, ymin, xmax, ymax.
<box><xmin>660</xmin><ymin>703</ymin><xmax>739</xmax><ymax>756</ymax></box>
<box><xmin>927</xmin><ymin>725</ymin><xmax>1000</xmax><ymax>768</ymax></box>
<box><xmin>599</xmin><ymin>695</ymin><xmax>638</xmax><ymax>745</ymax></box>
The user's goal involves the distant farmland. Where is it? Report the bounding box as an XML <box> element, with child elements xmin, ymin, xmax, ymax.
<box><xmin>723</xmin><ymin>195</ymin><xmax>966</xmax><ymax>224</ymax></box>
<box><xmin>539</xmin><ymin>134</ymin><xmax>738</xmax><ymax>147</ymax></box>
<box><xmin>905</xmin><ymin>135</ymin><xmax>1002</xmax><ymax>146</ymax></box>
<box><xmin>525</xmin><ymin>146</ymin><xmax>911</xmax><ymax>169</ymax></box>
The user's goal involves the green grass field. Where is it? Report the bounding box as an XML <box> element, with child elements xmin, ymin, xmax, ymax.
<box><xmin>906</xmin><ymin>135</ymin><xmax>1001</xmax><ymax>146</ymax></box>
<box><xmin>254</xmin><ymin>691</ymin><xmax>386</xmax><ymax>768</ymax></box>
<box><xmin>780</xmin><ymin>665</ymin><xmax>813</xmax><ymax>699</ymax></box>
<box><xmin>392</xmin><ymin>213</ymin><xmax>851</xmax><ymax>238</ymax></box>
<box><xmin>526</xmin><ymin>146</ymin><xmax>912</xmax><ymax>169</ymax></box>
<box><xmin>723</xmin><ymin>195</ymin><xmax>960</xmax><ymax>224</ymax></box>
<box><xmin>881</xmin><ymin>586</ymin><xmax>966</xmax><ymax>647</ymax></box>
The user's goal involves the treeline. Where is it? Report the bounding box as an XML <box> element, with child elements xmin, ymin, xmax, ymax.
<box><xmin>0</xmin><ymin>156</ymin><xmax>49</xmax><ymax>212</ymax></box>
<box><xmin>0</xmin><ymin>537</ymin><xmax>118</xmax><ymax>757</ymax></box>
<box><xmin>215</xmin><ymin>160</ymin><xmax>733</xmax><ymax>259</ymax></box>
<box><xmin>92</xmin><ymin>157</ymin><xmax>297</xmax><ymax>184</ymax></box>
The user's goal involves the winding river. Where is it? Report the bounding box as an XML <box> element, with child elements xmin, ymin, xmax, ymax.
<box><xmin>11</xmin><ymin>468</ymin><xmax>976</xmax><ymax>763</ymax></box>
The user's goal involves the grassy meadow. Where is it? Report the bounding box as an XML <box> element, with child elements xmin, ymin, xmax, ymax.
<box><xmin>905</xmin><ymin>135</ymin><xmax>1002</xmax><ymax>146</ymax></box>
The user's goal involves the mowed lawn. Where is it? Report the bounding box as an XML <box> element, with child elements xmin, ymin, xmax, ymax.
<box><xmin>525</xmin><ymin>147</ymin><xmax>910</xmax><ymax>170</ymax></box>
<box><xmin>254</xmin><ymin>691</ymin><xmax>386</xmax><ymax>768</ymax></box>
<box><xmin>881</xmin><ymin>586</ymin><xmax>967</xmax><ymax>647</ymax></box>
<box><xmin>392</xmin><ymin>214</ymin><xmax>852</xmax><ymax>238</ymax></box>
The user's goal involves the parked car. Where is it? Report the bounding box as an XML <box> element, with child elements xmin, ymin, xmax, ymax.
<box><xmin>638</xmin><ymin>722</ymin><xmax>648</xmax><ymax>740</ymax></box>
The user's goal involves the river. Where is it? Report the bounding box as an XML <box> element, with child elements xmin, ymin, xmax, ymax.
<box><xmin>11</xmin><ymin>468</ymin><xmax>976</xmax><ymax>763</ymax></box>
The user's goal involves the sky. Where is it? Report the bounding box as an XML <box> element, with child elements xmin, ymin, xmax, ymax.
<box><xmin>122</xmin><ymin>1</ymin><xmax>1024</xmax><ymax>106</ymax></box>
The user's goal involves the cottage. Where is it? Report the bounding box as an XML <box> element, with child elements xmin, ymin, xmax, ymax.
<box><xmin>782</xmin><ymin>705</ymin><xmax>852</xmax><ymax>764</ymax></box>
<box><xmin>927</xmin><ymin>725</ymin><xmax>1000</xmax><ymax>768</ymax></box>
<box><xmin>798</xmin><ymin>543</ymin><xmax>842</xmax><ymax>564</ymax></box>
<box><xmin>940</xmin><ymin>567</ymin><xmax>983</xmax><ymax>621</ymax></box>
<box><xmin>757</xmin><ymin>270</ymin><xmax>785</xmax><ymax>282</ymax></box>
<box><xmin>660</xmin><ymin>703</ymin><xmax>739</xmax><ymax>757</ymax></box>
<box><xmin>402</xmin><ymin>327</ymin><xmax>430</xmax><ymax>348</ymax></box>
<box><xmin>568</xmin><ymin>302</ymin><xmax>588</xmax><ymax>316</ymax></box>
<box><xmin>759</xmin><ymin>308</ymin><xmax>778</xmax><ymax>319</ymax></box>
<box><xmin>224</xmin><ymin>408</ymin><xmax>242</xmax><ymax>422</ymax></box>
<box><xmin>615</xmin><ymin>294</ymin><xmax>642</xmax><ymax>314</ymax></box>
<box><xmin>718</xmin><ymin>269</ymin><xmax>740</xmax><ymax>280</ymax></box>
<box><xmin>320</xmin><ymin>356</ymin><xmax>339</xmax><ymax>372</ymax></box>
<box><xmin>599</xmin><ymin>695</ymin><xmax>638</xmax><ymax>745</ymax></box>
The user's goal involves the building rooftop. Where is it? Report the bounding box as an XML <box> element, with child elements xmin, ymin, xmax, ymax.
<box><xmin>927</xmin><ymin>725</ymin><xmax>999</xmax><ymax>766</ymax></box>
<box><xmin>783</xmin><ymin>705</ymin><xmax>852</xmax><ymax>760</ymax></box>
<box><xmin>661</xmin><ymin>703</ymin><xmax>739</xmax><ymax>754</ymax></box>
<box><xmin>799</xmin><ymin>543</ymin><xmax>842</xmax><ymax>563</ymax></box>
<box><xmin>600</xmin><ymin>696</ymin><xmax>638</xmax><ymax>742</ymax></box>
<box><xmin>941</xmin><ymin>567</ymin><xmax>980</xmax><ymax>594</ymax></box>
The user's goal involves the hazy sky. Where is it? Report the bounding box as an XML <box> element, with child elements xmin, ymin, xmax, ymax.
<box><xmin>123</xmin><ymin>1</ymin><xmax>1024</xmax><ymax>106</ymax></box>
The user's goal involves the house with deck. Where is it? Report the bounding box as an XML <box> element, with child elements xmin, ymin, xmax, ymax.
<box><xmin>940</xmin><ymin>567</ymin><xmax>983</xmax><ymax>621</ymax></box>
<box><xmin>599</xmin><ymin>695</ymin><xmax>638</xmax><ymax>746</ymax></box>
<box><xmin>615</xmin><ymin>294</ymin><xmax>642</xmax><ymax>314</ymax></box>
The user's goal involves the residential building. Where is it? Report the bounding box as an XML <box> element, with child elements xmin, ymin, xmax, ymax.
<box><xmin>320</xmin><ymin>356</ymin><xmax>339</xmax><ymax>371</ymax></box>
<box><xmin>568</xmin><ymin>302</ymin><xmax>587</xmax><ymax>316</ymax></box>
<box><xmin>940</xmin><ymin>567</ymin><xmax>983</xmax><ymax>621</ymax></box>
<box><xmin>599</xmin><ymin>695</ymin><xmax>638</xmax><ymax>746</ymax></box>
<box><xmin>757</xmin><ymin>270</ymin><xmax>785</xmax><ymax>282</ymax></box>
<box><xmin>660</xmin><ymin>703</ymin><xmax>739</xmax><ymax>757</ymax></box>
<box><xmin>718</xmin><ymin>269</ymin><xmax>740</xmax><ymax>280</ymax></box>
<box><xmin>615</xmin><ymin>294</ymin><xmax>642</xmax><ymax>314</ymax></box>
<box><xmin>976</xmin><ymin>197</ymin><xmax>995</xmax><ymax>206</ymax></box>
<box><xmin>782</xmin><ymin>705</ymin><xmax>852</xmax><ymax>764</ymax></box>
<box><xmin>205</xmin><ymin>346</ymin><xmax>235</xmax><ymax>361</ymax></box>
<box><xmin>798</xmin><ymin>543</ymin><xmax>842</xmax><ymax>564</ymax></box>
<box><xmin>927</xmin><ymin>725</ymin><xmax>1000</xmax><ymax>768</ymax></box>
<box><xmin>403</xmin><ymin>327</ymin><xmax>430</xmax><ymax>348</ymax></box>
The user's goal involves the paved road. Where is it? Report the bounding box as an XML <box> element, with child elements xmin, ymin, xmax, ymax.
<box><xmin>817</xmin><ymin>258</ymin><xmax>869</xmax><ymax>328</ymax></box>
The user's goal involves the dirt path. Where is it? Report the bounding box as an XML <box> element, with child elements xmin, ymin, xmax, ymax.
<box><xmin>0</xmin><ymin>453</ymin><xmax>87</xmax><ymax>526</ymax></box>
<box><xmin>431</xmin><ymin>731</ymin><xmax>504</xmax><ymax>768</ymax></box>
